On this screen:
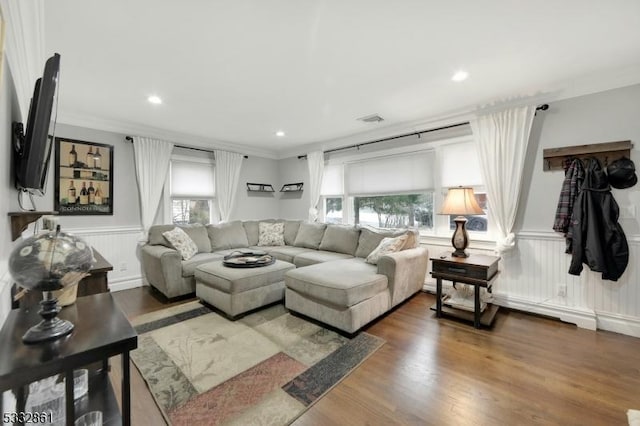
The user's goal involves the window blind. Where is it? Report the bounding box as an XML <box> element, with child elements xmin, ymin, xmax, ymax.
<box><xmin>321</xmin><ymin>163</ymin><xmax>344</xmax><ymax>195</ymax></box>
<box><xmin>440</xmin><ymin>141</ymin><xmax>483</xmax><ymax>188</ymax></box>
<box><xmin>170</xmin><ymin>160</ymin><xmax>215</xmax><ymax>198</ymax></box>
<box><xmin>345</xmin><ymin>151</ymin><xmax>434</xmax><ymax>196</ymax></box>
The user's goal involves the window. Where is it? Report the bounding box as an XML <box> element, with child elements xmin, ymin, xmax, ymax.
<box><xmin>168</xmin><ymin>157</ymin><xmax>215</xmax><ymax>225</ymax></box>
<box><xmin>448</xmin><ymin>192</ymin><xmax>488</xmax><ymax>232</ymax></box>
<box><xmin>344</xmin><ymin>151</ymin><xmax>435</xmax><ymax>230</ymax></box>
<box><xmin>352</xmin><ymin>193</ymin><xmax>433</xmax><ymax>230</ymax></box>
<box><xmin>440</xmin><ymin>141</ymin><xmax>489</xmax><ymax>234</ymax></box>
<box><xmin>321</xmin><ymin>164</ymin><xmax>344</xmax><ymax>223</ymax></box>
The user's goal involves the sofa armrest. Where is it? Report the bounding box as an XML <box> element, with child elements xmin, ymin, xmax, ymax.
<box><xmin>140</xmin><ymin>244</ymin><xmax>182</xmax><ymax>296</ymax></box>
<box><xmin>377</xmin><ymin>246</ymin><xmax>428</xmax><ymax>306</ymax></box>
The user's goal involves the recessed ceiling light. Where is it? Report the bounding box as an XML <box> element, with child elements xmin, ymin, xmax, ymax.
<box><xmin>451</xmin><ymin>70</ymin><xmax>469</xmax><ymax>82</ymax></box>
<box><xmin>275</xmin><ymin>130</ymin><xmax>285</xmax><ymax>137</ymax></box>
<box><xmin>147</xmin><ymin>95</ymin><xmax>162</xmax><ymax>104</ymax></box>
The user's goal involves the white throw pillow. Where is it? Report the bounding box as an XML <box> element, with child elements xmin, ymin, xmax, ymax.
<box><xmin>257</xmin><ymin>222</ymin><xmax>285</xmax><ymax>246</ymax></box>
<box><xmin>365</xmin><ymin>234</ymin><xmax>408</xmax><ymax>265</ymax></box>
<box><xmin>163</xmin><ymin>227</ymin><xmax>198</xmax><ymax>260</ymax></box>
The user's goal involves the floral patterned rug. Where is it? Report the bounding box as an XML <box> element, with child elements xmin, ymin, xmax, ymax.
<box><xmin>130</xmin><ymin>301</ymin><xmax>384</xmax><ymax>425</ymax></box>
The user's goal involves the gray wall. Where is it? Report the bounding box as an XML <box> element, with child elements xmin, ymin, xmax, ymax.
<box><xmin>517</xmin><ymin>83</ymin><xmax>640</xmax><ymax>235</ymax></box>
<box><xmin>233</xmin><ymin>156</ymin><xmax>280</xmax><ymax>220</ymax></box>
<box><xmin>30</xmin><ymin>124</ymin><xmax>142</xmax><ymax>229</ymax></box>
<box><xmin>0</xmin><ymin>67</ymin><xmax>20</xmax><ymax>327</ymax></box>
<box><xmin>277</xmin><ymin>156</ymin><xmax>309</xmax><ymax>220</ymax></box>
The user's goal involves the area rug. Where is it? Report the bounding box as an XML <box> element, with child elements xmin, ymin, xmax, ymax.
<box><xmin>130</xmin><ymin>301</ymin><xmax>385</xmax><ymax>425</ymax></box>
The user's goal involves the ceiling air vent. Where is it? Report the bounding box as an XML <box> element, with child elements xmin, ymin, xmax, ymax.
<box><xmin>357</xmin><ymin>114</ymin><xmax>384</xmax><ymax>123</ymax></box>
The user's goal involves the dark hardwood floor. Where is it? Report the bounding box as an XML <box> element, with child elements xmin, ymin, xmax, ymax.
<box><xmin>109</xmin><ymin>287</ymin><xmax>640</xmax><ymax>425</ymax></box>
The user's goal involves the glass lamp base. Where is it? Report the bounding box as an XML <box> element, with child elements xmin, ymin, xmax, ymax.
<box><xmin>451</xmin><ymin>216</ymin><xmax>470</xmax><ymax>258</ymax></box>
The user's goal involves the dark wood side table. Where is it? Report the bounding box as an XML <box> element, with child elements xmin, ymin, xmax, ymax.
<box><xmin>430</xmin><ymin>252</ymin><xmax>500</xmax><ymax>328</ymax></box>
<box><xmin>13</xmin><ymin>248</ymin><xmax>113</xmax><ymax>309</ymax></box>
<box><xmin>0</xmin><ymin>293</ymin><xmax>137</xmax><ymax>426</ymax></box>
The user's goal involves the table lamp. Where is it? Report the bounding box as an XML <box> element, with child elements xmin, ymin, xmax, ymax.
<box><xmin>440</xmin><ymin>187</ymin><xmax>484</xmax><ymax>258</ymax></box>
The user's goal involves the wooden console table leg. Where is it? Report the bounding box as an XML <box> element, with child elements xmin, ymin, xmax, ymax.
<box><xmin>122</xmin><ymin>351</ymin><xmax>131</xmax><ymax>426</ymax></box>
<box><xmin>474</xmin><ymin>284</ymin><xmax>481</xmax><ymax>329</ymax></box>
<box><xmin>436</xmin><ymin>278</ymin><xmax>443</xmax><ymax>317</ymax></box>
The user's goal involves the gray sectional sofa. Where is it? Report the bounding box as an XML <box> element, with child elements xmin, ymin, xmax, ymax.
<box><xmin>140</xmin><ymin>220</ymin><xmax>428</xmax><ymax>333</ymax></box>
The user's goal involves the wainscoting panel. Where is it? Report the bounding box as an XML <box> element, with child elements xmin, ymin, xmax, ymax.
<box><xmin>69</xmin><ymin>226</ymin><xmax>144</xmax><ymax>292</ymax></box>
<box><xmin>421</xmin><ymin>232</ymin><xmax>640</xmax><ymax>337</ymax></box>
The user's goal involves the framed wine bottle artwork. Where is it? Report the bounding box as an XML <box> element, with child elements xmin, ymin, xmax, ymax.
<box><xmin>54</xmin><ymin>137</ymin><xmax>114</xmax><ymax>215</ymax></box>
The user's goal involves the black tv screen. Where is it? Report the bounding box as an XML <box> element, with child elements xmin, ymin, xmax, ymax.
<box><xmin>14</xmin><ymin>53</ymin><xmax>61</xmax><ymax>195</ymax></box>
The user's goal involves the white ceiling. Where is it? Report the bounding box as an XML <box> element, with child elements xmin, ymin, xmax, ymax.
<box><xmin>44</xmin><ymin>1</ymin><xmax>640</xmax><ymax>157</ymax></box>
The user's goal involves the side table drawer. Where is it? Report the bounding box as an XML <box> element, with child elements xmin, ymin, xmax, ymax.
<box><xmin>432</xmin><ymin>260</ymin><xmax>497</xmax><ymax>281</ymax></box>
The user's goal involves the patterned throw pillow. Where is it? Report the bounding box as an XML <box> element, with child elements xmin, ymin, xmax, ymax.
<box><xmin>162</xmin><ymin>227</ymin><xmax>198</xmax><ymax>260</ymax></box>
<box><xmin>365</xmin><ymin>234</ymin><xmax>408</xmax><ymax>265</ymax></box>
<box><xmin>257</xmin><ymin>222</ymin><xmax>285</xmax><ymax>246</ymax></box>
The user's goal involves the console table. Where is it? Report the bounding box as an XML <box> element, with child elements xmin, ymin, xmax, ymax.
<box><xmin>0</xmin><ymin>293</ymin><xmax>137</xmax><ymax>426</ymax></box>
<box><xmin>430</xmin><ymin>252</ymin><xmax>500</xmax><ymax>328</ymax></box>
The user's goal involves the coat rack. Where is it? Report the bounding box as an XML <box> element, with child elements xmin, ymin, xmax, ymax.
<box><xmin>542</xmin><ymin>140</ymin><xmax>633</xmax><ymax>171</ymax></box>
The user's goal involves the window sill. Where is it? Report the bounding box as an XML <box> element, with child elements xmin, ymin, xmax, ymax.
<box><xmin>419</xmin><ymin>233</ymin><xmax>497</xmax><ymax>251</ymax></box>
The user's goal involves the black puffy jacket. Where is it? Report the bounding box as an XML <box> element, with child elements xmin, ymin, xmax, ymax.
<box><xmin>569</xmin><ymin>159</ymin><xmax>629</xmax><ymax>281</ymax></box>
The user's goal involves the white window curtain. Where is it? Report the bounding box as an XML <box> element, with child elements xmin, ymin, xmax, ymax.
<box><xmin>214</xmin><ymin>150</ymin><xmax>243</xmax><ymax>222</ymax></box>
<box><xmin>132</xmin><ymin>137</ymin><xmax>174</xmax><ymax>239</ymax></box>
<box><xmin>345</xmin><ymin>151</ymin><xmax>435</xmax><ymax>195</ymax></box>
<box><xmin>0</xmin><ymin>0</ymin><xmax>45</xmax><ymax>121</ymax></box>
<box><xmin>170</xmin><ymin>160</ymin><xmax>215</xmax><ymax>198</ymax></box>
<box><xmin>320</xmin><ymin>163</ymin><xmax>343</xmax><ymax>196</ymax></box>
<box><xmin>307</xmin><ymin>151</ymin><xmax>324</xmax><ymax>221</ymax></box>
<box><xmin>471</xmin><ymin>105</ymin><xmax>536</xmax><ymax>252</ymax></box>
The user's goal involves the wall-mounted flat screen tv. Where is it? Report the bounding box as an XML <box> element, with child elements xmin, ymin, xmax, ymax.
<box><xmin>13</xmin><ymin>53</ymin><xmax>61</xmax><ymax>196</ymax></box>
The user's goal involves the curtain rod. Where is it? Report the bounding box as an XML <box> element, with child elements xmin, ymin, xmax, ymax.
<box><xmin>297</xmin><ymin>104</ymin><xmax>549</xmax><ymax>159</ymax></box>
<box><xmin>124</xmin><ymin>136</ymin><xmax>248</xmax><ymax>158</ymax></box>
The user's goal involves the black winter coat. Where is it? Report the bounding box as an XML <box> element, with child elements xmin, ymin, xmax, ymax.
<box><xmin>569</xmin><ymin>159</ymin><xmax>629</xmax><ymax>281</ymax></box>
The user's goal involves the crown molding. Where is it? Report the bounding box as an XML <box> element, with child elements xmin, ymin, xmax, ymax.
<box><xmin>59</xmin><ymin>62</ymin><xmax>640</xmax><ymax>162</ymax></box>
<box><xmin>56</xmin><ymin>110</ymin><xmax>280</xmax><ymax>159</ymax></box>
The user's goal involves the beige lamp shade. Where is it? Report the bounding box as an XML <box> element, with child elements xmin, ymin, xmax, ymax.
<box><xmin>440</xmin><ymin>187</ymin><xmax>484</xmax><ymax>215</ymax></box>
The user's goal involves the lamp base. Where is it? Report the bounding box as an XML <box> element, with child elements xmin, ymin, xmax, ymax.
<box><xmin>450</xmin><ymin>216</ymin><xmax>470</xmax><ymax>258</ymax></box>
<box><xmin>22</xmin><ymin>293</ymin><xmax>74</xmax><ymax>344</ymax></box>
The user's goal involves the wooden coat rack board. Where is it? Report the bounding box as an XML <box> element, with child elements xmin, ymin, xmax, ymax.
<box><xmin>542</xmin><ymin>140</ymin><xmax>633</xmax><ymax>171</ymax></box>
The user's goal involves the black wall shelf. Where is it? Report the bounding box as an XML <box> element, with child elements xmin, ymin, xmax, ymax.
<box><xmin>247</xmin><ymin>183</ymin><xmax>274</xmax><ymax>192</ymax></box>
<box><xmin>280</xmin><ymin>182</ymin><xmax>304</xmax><ymax>192</ymax></box>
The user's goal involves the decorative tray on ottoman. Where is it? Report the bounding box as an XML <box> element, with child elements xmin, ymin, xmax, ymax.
<box><xmin>222</xmin><ymin>250</ymin><xmax>276</xmax><ymax>268</ymax></box>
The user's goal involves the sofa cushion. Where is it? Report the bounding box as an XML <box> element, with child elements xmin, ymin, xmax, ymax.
<box><xmin>181</xmin><ymin>253</ymin><xmax>224</xmax><ymax>277</ymax></box>
<box><xmin>293</xmin><ymin>250</ymin><xmax>354</xmax><ymax>268</ymax></box>
<box><xmin>258</xmin><ymin>222</ymin><xmax>285</xmax><ymax>246</ymax></box>
<box><xmin>282</xmin><ymin>220</ymin><xmax>301</xmax><ymax>245</ymax></box>
<box><xmin>163</xmin><ymin>227</ymin><xmax>198</xmax><ymax>260</ymax></box>
<box><xmin>355</xmin><ymin>227</ymin><xmax>418</xmax><ymax>258</ymax></box>
<box><xmin>365</xmin><ymin>235</ymin><xmax>408</xmax><ymax>265</ymax></box>
<box><xmin>319</xmin><ymin>224</ymin><xmax>360</xmax><ymax>256</ymax></box>
<box><xmin>249</xmin><ymin>245</ymin><xmax>315</xmax><ymax>264</ymax></box>
<box><xmin>293</xmin><ymin>222</ymin><xmax>327</xmax><ymax>249</ymax></box>
<box><xmin>243</xmin><ymin>219</ymin><xmax>276</xmax><ymax>246</ymax></box>
<box><xmin>285</xmin><ymin>258</ymin><xmax>388</xmax><ymax>308</ymax></box>
<box><xmin>149</xmin><ymin>224</ymin><xmax>211</xmax><ymax>253</ymax></box>
<box><xmin>207</xmin><ymin>221</ymin><xmax>249</xmax><ymax>251</ymax></box>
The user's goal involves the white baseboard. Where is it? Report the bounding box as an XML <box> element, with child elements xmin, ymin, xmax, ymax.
<box><xmin>422</xmin><ymin>282</ymin><xmax>598</xmax><ymax>331</ymax></box>
<box><xmin>596</xmin><ymin>311</ymin><xmax>640</xmax><ymax>338</ymax></box>
<box><xmin>109</xmin><ymin>276</ymin><xmax>144</xmax><ymax>292</ymax></box>
<box><xmin>491</xmin><ymin>293</ymin><xmax>597</xmax><ymax>330</ymax></box>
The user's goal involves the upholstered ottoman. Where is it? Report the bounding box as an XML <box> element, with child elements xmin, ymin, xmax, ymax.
<box><xmin>195</xmin><ymin>259</ymin><xmax>295</xmax><ymax>318</ymax></box>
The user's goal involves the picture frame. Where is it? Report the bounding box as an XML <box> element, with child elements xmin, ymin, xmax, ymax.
<box><xmin>54</xmin><ymin>137</ymin><xmax>114</xmax><ymax>215</ymax></box>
